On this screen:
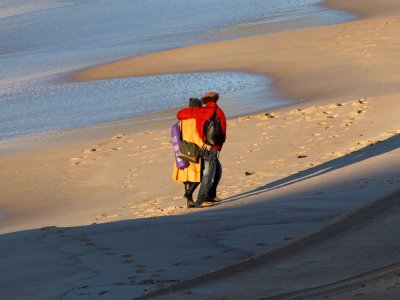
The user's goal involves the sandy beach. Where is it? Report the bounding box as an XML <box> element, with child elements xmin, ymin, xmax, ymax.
<box><xmin>1</xmin><ymin>0</ymin><xmax>400</xmax><ymax>299</ymax></box>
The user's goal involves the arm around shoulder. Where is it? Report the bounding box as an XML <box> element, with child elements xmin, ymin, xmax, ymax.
<box><xmin>177</xmin><ymin>108</ymin><xmax>195</xmax><ymax>120</ymax></box>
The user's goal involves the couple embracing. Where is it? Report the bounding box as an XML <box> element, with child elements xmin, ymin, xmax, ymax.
<box><xmin>172</xmin><ymin>92</ymin><xmax>227</xmax><ymax>208</ymax></box>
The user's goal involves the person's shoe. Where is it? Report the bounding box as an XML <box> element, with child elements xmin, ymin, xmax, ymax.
<box><xmin>209</xmin><ymin>197</ymin><xmax>222</xmax><ymax>202</ymax></box>
<box><xmin>195</xmin><ymin>201</ymin><xmax>213</xmax><ymax>208</ymax></box>
<box><xmin>184</xmin><ymin>191</ymin><xmax>194</xmax><ymax>201</ymax></box>
<box><xmin>187</xmin><ymin>199</ymin><xmax>196</xmax><ymax>208</ymax></box>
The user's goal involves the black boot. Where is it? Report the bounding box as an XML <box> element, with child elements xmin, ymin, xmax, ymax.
<box><xmin>187</xmin><ymin>198</ymin><xmax>196</xmax><ymax>208</ymax></box>
<box><xmin>184</xmin><ymin>182</ymin><xmax>196</xmax><ymax>208</ymax></box>
<box><xmin>186</xmin><ymin>182</ymin><xmax>199</xmax><ymax>208</ymax></box>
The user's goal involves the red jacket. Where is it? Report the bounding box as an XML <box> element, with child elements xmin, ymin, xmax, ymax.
<box><xmin>177</xmin><ymin>102</ymin><xmax>227</xmax><ymax>151</ymax></box>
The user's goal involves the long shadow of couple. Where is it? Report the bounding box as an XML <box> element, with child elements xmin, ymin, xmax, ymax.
<box><xmin>222</xmin><ymin>134</ymin><xmax>399</xmax><ymax>203</ymax></box>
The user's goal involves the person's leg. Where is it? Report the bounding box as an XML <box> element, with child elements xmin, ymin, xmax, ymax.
<box><xmin>184</xmin><ymin>182</ymin><xmax>196</xmax><ymax>208</ymax></box>
<box><xmin>187</xmin><ymin>182</ymin><xmax>200</xmax><ymax>198</ymax></box>
<box><xmin>196</xmin><ymin>154</ymin><xmax>216</xmax><ymax>205</ymax></box>
<box><xmin>184</xmin><ymin>182</ymin><xmax>189</xmax><ymax>194</ymax></box>
<box><xmin>208</xmin><ymin>157</ymin><xmax>222</xmax><ymax>201</ymax></box>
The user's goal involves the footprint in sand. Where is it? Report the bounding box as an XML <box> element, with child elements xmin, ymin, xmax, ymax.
<box><xmin>248</xmin><ymin>143</ymin><xmax>258</xmax><ymax>153</ymax></box>
<box><xmin>93</xmin><ymin>212</ymin><xmax>121</xmax><ymax>223</ymax></box>
<box><xmin>322</xmin><ymin>111</ymin><xmax>338</xmax><ymax>119</ymax></box>
<box><xmin>353</xmin><ymin>98</ymin><xmax>368</xmax><ymax>105</ymax></box>
<box><xmin>238</xmin><ymin>115</ymin><xmax>253</xmax><ymax>122</ymax></box>
<box><xmin>128</xmin><ymin>275</ymin><xmax>137</xmax><ymax>279</ymax></box>
<box><xmin>310</xmin><ymin>137</ymin><xmax>324</xmax><ymax>142</ymax></box>
<box><xmin>234</xmin><ymin>156</ymin><xmax>247</xmax><ymax>164</ymax></box>
<box><xmin>328</xmin><ymin>103</ymin><xmax>345</xmax><ymax>108</ymax></box>
<box><xmin>302</xmin><ymin>106</ymin><xmax>319</xmax><ymax>114</ymax></box>
<box><xmin>332</xmin><ymin>151</ymin><xmax>346</xmax><ymax>158</ymax></box>
<box><xmin>128</xmin><ymin>168</ymin><xmax>139</xmax><ymax>177</ymax></box>
<box><xmin>318</xmin><ymin>122</ymin><xmax>334</xmax><ymax>130</ymax></box>
<box><xmin>55</xmin><ymin>229</ymin><xmax>70</xmax><ymax>238</ymax></box>
<box><xmin>100</xmin><ymin>213</ymin><xmax>116</xmax><ymax>218</ymax></box>
<box><xmin>140</xmin><ymin>156</ymin><xmax>157</xmax><ymax>166</ymax></box>
<box><xmin>289</xmin><ymin>108</ymin><xmax>303</xmax><ymax>115</ymax></box>
<box><xmin>112</xmin><ymin>133</ymin><xmax>126</xmax><ymax>140</ymax></box>
<box><xmin>298</xmin><ymin>145</ymin><xmax>310</xmax><ymax>150</ymax></box>
<box><xmin>122</xmin><ymin>258</ymin><xmax>134</xmax><ymax>264</ymax></box>
<box><xmin>69</xmin><ymin>156</ymin><xmax>87</xmax><ymax>166</ymax></box>
<box><xmin>112</xmin><ymin>282</ymin><xmax>127</xmax><ymax>286</ymax></box>
<box><xmin>341</xmin><ymin>98</ymin><xmax>368</xmax><ymax>127</ymax></box>
<box><xmin>145</xmin><ymin>199</ymin><xmax>184</xmax><ymax>216</ymax></box>
<box><xmin>258</xmin><ymin>111</ymin><xmax>279</xmax><ymax>120</ymax></box>
<box><xmin>98</xmin><ymin>290</ymin><xmax>109</xmax><ymax>296</ymax></box>
<box><xmin>83</xmin><ymin>148</ymin><xmax>98</xmax><ymax>155</ymax></box>
<box><xmin>135</xmin><ymin>264</ymin><xmax>147</xmax><ymax>273</ymax></box>
<box><xmin>357</xmin><ymin>140</ymin><xmax>369</xmax><ymax>146</ymax></box>
<box><xmin>260</xmin><ymin>133</ymin><xmax>274</xmax><ymax>140</ymax></box>
<box><xmin>270</xmin><ymin>159</ymin><xmax>285</xmax><ymax>168</ymax></box>
<box><xmin>160</xmin><ymin>205</ymin><xmax>181</xmax><ymax>215</ymax></box>
<box><xmin>342</xmin><ymin>120</ymin><xmax>354</xmax><ymax>127</ymax></box>
<box><xmin>71</xmin><ymin>142</ymin><xmax>116</xmax><ymax>165</ymax></box>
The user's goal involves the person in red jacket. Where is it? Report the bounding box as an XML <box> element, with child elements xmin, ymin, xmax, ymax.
<box><xmin>177</xmin><ymin>92</ymin><xmax>227</xmax><ymax>207</ymax></box>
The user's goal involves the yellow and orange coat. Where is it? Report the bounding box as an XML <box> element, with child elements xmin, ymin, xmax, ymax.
<box><xmin>172</xmin><ymin>118</ymin><xmax>203</xmax><ymax>183</ymax></box>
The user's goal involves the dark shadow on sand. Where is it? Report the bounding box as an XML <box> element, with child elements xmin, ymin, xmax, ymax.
<box><xmin>221</xmin><ymin>134</ymin><xmax>400</xmax><ymax>203</ymax></box>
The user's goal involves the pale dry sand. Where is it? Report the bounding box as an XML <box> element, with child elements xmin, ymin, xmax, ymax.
<box><xmin>1</xmin><ymin>0</ymin><xmax>400</xmax><ymax>299</ymax></box>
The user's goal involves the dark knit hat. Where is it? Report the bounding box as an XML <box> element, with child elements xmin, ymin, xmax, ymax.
<box><xmin>189</xmin><ymin>98</ymin><xmax>202</xmax><ymax>107</ymax></box>
<box><xmin>201</xmin><ymin>91</ymin><xmax>219</xmax><ymax>103</ymax></box>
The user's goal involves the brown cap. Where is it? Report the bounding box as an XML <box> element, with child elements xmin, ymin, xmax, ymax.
<box><xmin>202</xmin><ymin>91</ymin><xmax>219</xmax><ymax>103</ymax></box>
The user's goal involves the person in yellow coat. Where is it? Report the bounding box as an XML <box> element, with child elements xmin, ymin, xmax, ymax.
<box><xmin>172</xmin><ymin>98</ymin><xmax>204</xmax><ymax>208</ymax></box>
